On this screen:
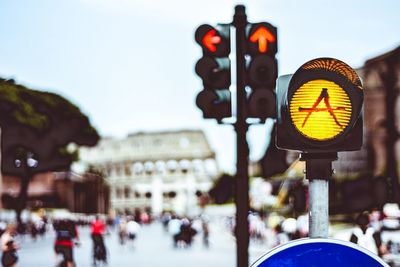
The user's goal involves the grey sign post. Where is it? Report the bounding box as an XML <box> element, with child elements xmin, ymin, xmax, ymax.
<box><xmin>301</xmin><ymin>154</ymin><xmax>337</xmax><ymax>238</ymax></box>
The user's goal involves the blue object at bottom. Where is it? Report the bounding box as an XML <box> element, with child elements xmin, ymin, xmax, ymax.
<box><xmin>255</xmin><ymin>241</ymin><xmax>385</xmax><ymax>267</ymax></box>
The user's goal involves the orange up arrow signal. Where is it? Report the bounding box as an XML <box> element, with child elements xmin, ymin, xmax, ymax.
<box><xmin>202</xmin><ymin>29</ymin><xmax>222</xmax><ymax>53</ymax></box>
<box><xmin>250</xmin><ymin>26</ymin><xmax>276</xmax><ymax>53</ymax></box>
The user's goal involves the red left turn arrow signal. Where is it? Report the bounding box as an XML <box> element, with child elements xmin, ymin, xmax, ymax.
<box><xmin>202</xmin><ymin>29</ymin><xmax>222</xmax><ymax>53</ymax></box>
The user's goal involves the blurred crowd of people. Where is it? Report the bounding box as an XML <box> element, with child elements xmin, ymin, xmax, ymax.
<box><xmin>0</xmin><ymin>208</ymin><xmax>208</xmax><ymax>266</ymax></box>
<box><xmin>161</xmin><ymin>212</ymin><xmax>209</xmax><ymax>249</ymax></box>
<box><xmin>1</xmin><ymin>207</ymin><xmax>400</xmax><ymax>266</ymax></box>
<box><xmin>223</xmin><ymin>212</ymin><xmax>309</xmax><ymax>249</ymax></box>
<box><xmin>0</xmin><ymin>209</ymin><xmax>150</xmax><ymax>267</ymax></box>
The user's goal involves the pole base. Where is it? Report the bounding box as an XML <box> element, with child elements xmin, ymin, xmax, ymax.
<box><xmin>300</xmin><ymin>152</ymin><xmax>337</xmax><ymax>180</ymax></box>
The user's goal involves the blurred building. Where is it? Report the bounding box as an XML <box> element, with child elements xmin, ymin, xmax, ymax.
<box><xmin>54</xmin><ymin>171</ymin><xmax>109</xmax><ymax>214</ymax></box>
<box><xmin>1</xmin><ymin>172</ymin><xmax>57</xmax><ymax>209</ymax></box>
<box><xmin>333</xmin><ymin>46</ymin><xmax>400</xmax><ymax>179</ymax></box>
<box><xmin>0</xmin><ymin>171</ymin><xmax>109</xmax><ymax>214</ymax></box>
<box><xmin>78</xmin><ymin>129</ymin><xmax>218</xmax><ymax>216</ymax></box>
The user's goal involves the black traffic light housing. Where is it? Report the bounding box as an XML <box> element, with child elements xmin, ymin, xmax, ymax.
<box><xmin>195</xmin><ymin>89</ymin><xmax>231</xmax><ymax>120</ymax></box>
<box><xmin>195</xmin><ymin>24</ymin><xmax>232</xmax><ymax>121</ymax></box>
<box><xmin>245</xmin><ymin>22</ymin><xmax>278</xmax><ymax>120</ymax></box>
<box><xmin>276</xmin><ymin>58</ymin><xmax>363</xmax><ymax>153</ymax></box>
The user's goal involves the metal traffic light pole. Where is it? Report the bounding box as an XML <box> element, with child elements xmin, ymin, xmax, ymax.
<box><xmin>233</xmin><ymin>5</ymin><xmax>250</xmax><ymax>267</ymax></box>
<box><xmin>195</xmin><ymin>5</ymin><xmax>278</xmax><ymax>266</ymax></box>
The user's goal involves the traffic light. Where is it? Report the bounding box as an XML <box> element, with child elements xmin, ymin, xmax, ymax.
<box><xmin>195</xmin><ymin>24</ymin><xmax>231</xmax><ymax>121</ymax></box>
<box><xmin>276</xmin><ymin>58</ymin><xmax>363</xmax><ymax>153</ymax></box>
<box><xmin>246</xmin><ymin>22</ymin><xmax>278</xmax><ymax>120</ymax></box>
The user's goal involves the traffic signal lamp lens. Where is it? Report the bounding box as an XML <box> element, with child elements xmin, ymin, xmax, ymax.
<box><xmin>248</xmin><ymin>55</ymin><xmax>276</xmax><ymax>87</ymax></box>
<box><xmin>247</xmin><ymin>22</ymin><xmax>277</xmax><ymax>56</ymax></box>
<box><xmin>248</xmin><ymin>89</ymin><xmax>276</xmax><ymax>119</ymax></box>
<box><xmin>195</xmin><ymin>24</ymin><xmax>230</xmax><ymax>57</ymax></box>
<box><xmin>289</xmin><ymin>79</ymin><xmax>352</xmax><ymax>141</ymax></box>
<box><xmin>249</xmin><ymin>26</ymin><xmax>276</xmax><ymax>53</ymax></box>
<box><xmin>195</xmin><ymin>57</ymin><xmax>231</xmax><ymax>89</ymax></box>
<box><xmin>196</xmin><ymin>90</ymin><xmax>231</xmax><ymax>119</ymax></box>
<box><xmin>202</xmin><ymin>29</ymin><xmax>221</xmax><ymax>52</ymax></box>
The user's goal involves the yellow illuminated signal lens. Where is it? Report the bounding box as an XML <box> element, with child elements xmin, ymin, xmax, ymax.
<box><xmin>289</xmin><ymin>79</ymin><xmax>352</xmax><ymax>141</ymax></box>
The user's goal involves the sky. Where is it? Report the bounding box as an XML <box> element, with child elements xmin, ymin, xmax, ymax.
<box><xmin>0</xmin><ymin>0</ymin><xmax>399</xmax><ymax>173</ymax></box>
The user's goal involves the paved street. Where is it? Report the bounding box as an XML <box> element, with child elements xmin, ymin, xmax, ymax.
<box><xmin>18</xmin><ymin>220</ymin><xmax>400</xmax><ymax>266</ymax></box>
<box><xmin>17</xmin><ymin>221</ymin><xmax>267</xmax><ymax>267</ymax></box>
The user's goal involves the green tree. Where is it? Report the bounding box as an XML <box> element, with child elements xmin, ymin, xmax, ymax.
<box><xmin>0</xmin><ymin>78</ymin><xmax>100</xmax><ymax>227</ymax></box>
